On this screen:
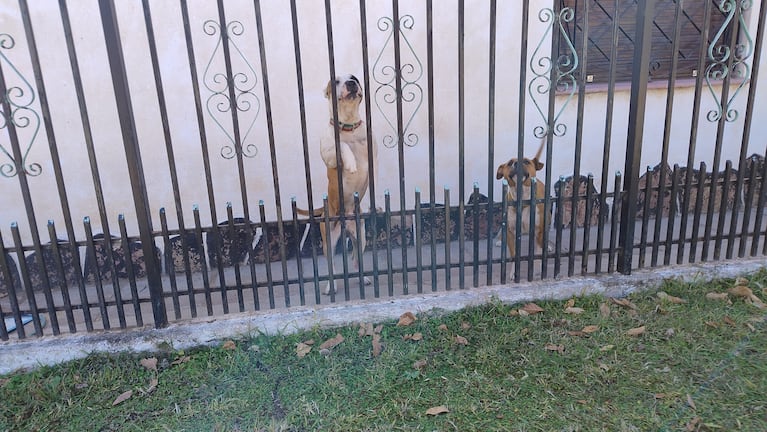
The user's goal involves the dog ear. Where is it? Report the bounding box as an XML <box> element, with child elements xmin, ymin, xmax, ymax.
<box><xmin>324</xmin><ymin>80</ymin><xmax>332</xmax><ymax>99</ymax></box>
<box><xmin>350</xmin><ymin>75</ymin><xmax>360</xmax><ymax>86</ymax></box>
<box><xmin>534</xmin><ymin>159</ymin><xmax>544</xmax><ymax>171</ymax></box>
<box><xmin>495</xmin><ymin>163</ymin><xmax>506</xmax><ymax>180</ymax></box>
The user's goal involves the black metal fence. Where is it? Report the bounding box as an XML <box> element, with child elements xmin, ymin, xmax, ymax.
<box><xmin>0</xmin><ymin>0</ymin><xmax>765</xmax><ymax>340</ymax></box>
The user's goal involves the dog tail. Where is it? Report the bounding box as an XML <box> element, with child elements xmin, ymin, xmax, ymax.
<box><xmin>295</xmin><ymin>207</ymin><xmax>323</xmax><ymax>217</ymax></box>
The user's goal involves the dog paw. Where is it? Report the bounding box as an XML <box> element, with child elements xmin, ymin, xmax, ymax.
<box><xmin>494</xmin><ymin>239</ymin><xmax>502</xmax><ymax>247</ymax></box>
<box><xmin>363</xmin><ymin>276</ymin><xmax>372</xmax><ymax>286</ymax></box>
<box><xmin>322</xmin><ymin>281</ymin><xmax>334</xmax><ymax>296</ymax></box>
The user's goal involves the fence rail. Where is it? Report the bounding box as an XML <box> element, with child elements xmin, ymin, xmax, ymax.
<box><xmin>0</xmin><ymin>0</ymin><xmax>766</xmax><ymax>340</ymax></box>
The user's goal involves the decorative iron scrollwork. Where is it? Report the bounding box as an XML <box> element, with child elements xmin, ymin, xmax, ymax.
<box><xmin>372</xmin><ymin>15</ymin><xmax>423</xmax><ymax>149</ymax></box>
<box><xmin>530</xmin><ymin>7</ymin><xmax>578</xmax><ymax>138</ymax></box>
<box><xmin>202</xmin><ymin>20</ymin><xmax>259</xmax><ymax>160</ymax></box>
<box><xmin>0</xmin><ymin>33</ymin><xmax>41</xmax><ymax>178</ymax></box>
<box><xmin>706</xmin><ymin>0</ymin><xmax>753</xmax><ymax>123</ymax></box>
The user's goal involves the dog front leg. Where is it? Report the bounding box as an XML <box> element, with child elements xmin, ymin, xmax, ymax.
<box><xmin>340</xmin><ymin>144</ymin><xmax>357</xmax><ymax>173</ymax></box>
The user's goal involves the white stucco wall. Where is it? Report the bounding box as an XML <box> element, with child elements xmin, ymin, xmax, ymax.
<box><xmin>0</xmin><ymin>0</ymin><xmax>764</xmax><ymax>245</ymax></box>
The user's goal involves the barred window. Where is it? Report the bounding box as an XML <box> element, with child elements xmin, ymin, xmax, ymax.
<box><xmin>560</xmin><ymin>0</ymin><xmax>733</xmax><ymax>84</ymax></box>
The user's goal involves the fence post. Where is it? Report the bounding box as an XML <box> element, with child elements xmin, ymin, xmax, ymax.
<box><xmin>98</xmin><ymin>0</ymin><xmax>167</xmax><ymax>327</ymax></box>
<box><xmin>617</xmin><ymin>0</ymin><xmax>655</xmax><ymax>274</ymax></box>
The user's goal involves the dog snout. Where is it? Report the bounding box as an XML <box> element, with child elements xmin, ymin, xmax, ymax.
<box><xmin>345</xmin><ymin>80</ymin><xmax>359</xmax><ymax>98</ymax></box>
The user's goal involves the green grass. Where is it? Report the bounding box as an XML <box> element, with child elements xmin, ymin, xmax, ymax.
<box><xmin>2</xmin><ymin>271</ymin><xmax>767</xmax><ymax>431</ymax></box>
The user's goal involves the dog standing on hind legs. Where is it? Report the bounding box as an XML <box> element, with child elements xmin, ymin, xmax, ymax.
<box><xmin>298</xmin><ymin>74</ymin><xmax>377</xmax><ymax>295</ymax></box>
<box><xmin>495</xmin><ymin>138</ymin><xmax>551</xmax><ymax>258</ymax></box>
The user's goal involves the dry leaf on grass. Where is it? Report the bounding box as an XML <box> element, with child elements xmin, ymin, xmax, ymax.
<box><xmin>582</xmin><ymin>325</ymin><xmax>599</xmax><ymax>333</ymax></box>
<box><xmin>706</xmin><ymin>292</ymin><xmax>730</xmax><ymax>302</ymax></box>
<box><xmin>112</xmin><ymin>390</ymin><xmax>133</xmax><ymax>406</ymax></box>
<box><xmin>509</xmin><ymin>309</ymin><xmax>520</xmax><ymax>316</ymax></box>
<box><xmin>438</xmin><ymin>324</ymin><xmax>449</xmax><ymax>331</ymax></box>
<box><xmin>319</xmin><ymin>334</ymin><xmax>345</xmax><ymax>350</ymax></box>
<box><xmin>610</xmin><ymin>297</ymin><xmax>638</xmax><ymax>310</ymax></box>
<box><xmin>565</xmin><ymin>299</ymin><xmax>576</xmax><ymax>308</ymax></box>
<box><xmin>461</xmin><ymin>321</ymin><xmax>472</xmax><ymax>330</ymax></box>
<box><xmin>413</xmin><ymin>359</ymin><xmax>428</xmax><ymax>370</ymax></box>
<box><xmin>626</xmin><ymin>326</ymin><xmax>646</xmax><ymax>336</ymax></box>
<box><xmin>454</xmin><ymin>335</ymin><xmax>469</xmax><ymax>345</ymax></box>
<box><xmin>145</xmin><ymin>378</ymin><xmax>158</xmax><ymax>394</ymax></box>
<box><xmin>397</xmin><ymin>312</ymin><xmax>417</xmax><ymax>326</ymax></box>
<box><xmin>657</xmin><ymin>291</ymin><xmax>687</xmax><ymax>304</ymax></box>
<box><xmin>727</xmin><ymin>285</ymin><xmax>766</xmax><ymax>308</ymax></box>
<box><xmin>686</xmin><ymin>394</ymin><xmax>697</xmax><ymax>410</ymax></box>
<box><xmin>705</xmin><ymin>321</ymin><xmax>719</xmax><ymax>329</ymax></box>
<box><xmin>374</xmin><ymin>324</ymin><xmax>383</xmax><ymax>334</ymax></box>
<box><xmin>600</xmin><ymin>344</ymin><xmax>614</xmax><ymax>352</ymax></box>
<box><xmin>425</xmin><ymin>405</ymin><xmax>449</xmax><ymax>416</ymax></box>
<box><xmin>567</xmin><ymin>331</ymin><xmax>586</xmax><ymax>337</ymax></box>
<box><xmin>520</xmin><ymin>303</ymin><xmax>545</xmax><ymax>315</ymax></box>
<box><xmin>372</xmin><ymin>334</ymin><xmax>382</xmax><ymax>357</ymax></box>
<box><xmin>599</xmin><ymin>303</ymin><xmax>611</xmax><ymax>318</ymax></box>
<box><xmin>686</xmin><ymin>416</ymin><xmax>701</xmax><ymax>432</ymax></box>
<box><xmin>359</xmin><ymin>322</ymin><xmax>374</xmax><ymax>337</ymax></box>
<box><xmin>564</xmin><ymin>307</ymin><xmax>585</xmax><ymax>315</ymax></box>
<box><xmin>296</xmin><ymin>342</ymin><xmax>312</xmax><ymax>358</ymax></box>
<box><xmin>403</xmin><ymin>332</ymin><xmax>423</xmax><ymax>341</ymax></box>
<box><xmin>140</xmin><ymin>357</ymin><xmax>158</xmax><ymax>371</ymax></box>
<box><xmin>545</xmin><ymin>344</ymin><xmax>565</xmax><ymax>354</ymax></box>
<box><xmin>171</xmin><ymin>356</ymin><xmax>190</xmax><ymax>366</ymax></box>
<box><xmin>728</xmin><ymin>285</ymin><xmax>754</xmax><ymax>298</ymax></box>
<box><xmin>222</xmin><ymin>340</ymin><xmax>236</xmax><ymax>350</ymax></box>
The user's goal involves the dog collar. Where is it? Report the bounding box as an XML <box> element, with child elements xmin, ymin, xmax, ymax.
<box><xmin>330</xmin><ymin>120</ymin><xmax>363</xmax><ymax>132</ymax></box>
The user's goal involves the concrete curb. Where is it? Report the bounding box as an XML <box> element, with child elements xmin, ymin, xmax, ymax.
<box><xmin>1</xmin><ymin>258</ymin><xmax>764</xmax><ymax>374</ymax></box>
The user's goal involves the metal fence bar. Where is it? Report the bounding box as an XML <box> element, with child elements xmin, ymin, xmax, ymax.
<box><xmin>443</xmin><ymin>187</ymin><xmax>451</xmax><ymax>290</ymax></box>
<box><xmin>358</xmin><ymin>0</ymin><xmax>381</xmax><ymax>297</ymax></box>
<box><xmin>119</xmin><ymin>215</ymin><xmax>144</xmax><ymax>327</ymax></box>
<box><xmin>391</xmin><ymin>0</ymin><xmax>409</xmax><ymax>293</ymax></box>
<box><xmin>516</xmin><ymin>0</ymin><xmax>531</xmax><ymax>282</ymax></box>
<box><xmin>702</xmin><ymin>2</ymin><xmax>742</xmax><ymax>262</ymax></box>
<box><xmin>290</xmin><ymin>200</ymin><xmax>306</xmax><ymax>306</ymax></box>
<box><xmin>554</xmin><ymin>177</ymin><xmax>564</xmax><ymax>276</ymax></box>
<box><xmin>618</xmin><ymin>0</ymin><xmax>655</xmax><ymax>274</ymax></box>
<box><xmin>98</xmin><ymin>0</ymin><xmax>167</xmax><ymax>328</ymax></box>
<box><xmin>193</xmin><ymin>206</ymin><xmax>215</xmax><ymax>315</ymax></box>
<box><xmin>678</xmin><ymin>1</ymin><xmax>713</xmax><ymax>264</ymax></box>
<box><xmin>2</xmin><ymin>229</ymin><xmax>26</xmax><ymax>339</ymax></box>
<box><xmin>596</xmin><ymin>0</ymin><xmax>620</xmax><ymax>275</ymax></box>
<box><xmin>456</xmin><ymin>0</ymin><xmax>468</xmax><ymax>289</ymax></box>
<box><xmin>609</xmin><ymin>173</ymin><xmax>622</xmax><ymax>272</ymax></box>
<box><xmin>689</xmin><ymin>162</ymin><xmax>708</xmax><ymax>262</ymax></box>
<box><xmin>179</xmin><ymin>0</ymin><xmax>228</xmax><ymax>307</ymax></box>
<box><xmin>159</xmin><ymin>209</ymin><xmax>182</xmax><ymax>320</ymax></box>
<box><xmin>288</xmin><ymin>0</ymin><xmax>319</xmax><ymax>303</ymax></box>
<box><xmin>569</xmin><ymin>0</ymin><xmax>589</xmax><ymax>278</ymax></box>
<box><xmin>46</xmin><ymin>222</ymin><xmax>76</xmax><ymax>333</ymax></box>
<box><xmin>141</xmin><ymin>0</ymin><xmax>196</xmax><ymax>318</ymax></box>
<box><xmin>426</xmin><ymin>0</ymin><xmax>436</xmax><ymax>292</ymax></box>
<box><xmin>480</xmin><ymin>0</ymin><xmax>495</xmax><ymax>289</ymax></box>
<box><xmin>414</xmin><ymin>189</ymin><xmax>423</xmax><ymax>293</ymax></box>
<box><xmin>714</xmin><ymin>161</ymin><xmax>734</xmax><ymax>259</ymax></box>
<box><xmin>638</xmin><ymin>165</ymin><xmax>652</xmax><ymax>268</ymax></box>
<box><xmin>652</xmin><ymin>0</ymin><xmax>684</xmax><ymax>268</ymax></box>
<box><xmin>323</xmin><ymin>0</ymin><xmax>351</xmax><ymax>299</ymax></box>
<box><xmin>665</xmin><ymin>165</ymin><xmax>681</xmax><ymax>265</ymax></box>
<box><xmin>21</xmin><ymin>0</ymin><xmax>88</xmax><ymax>332</ymax></box>
<box><xmin>253</xmin><ymin>0</ymin><xmax>291</xmax><ymax>308</ymax></box>
<box><xmin>582</xmin><ymin>175</ymin><xmax>594</xmax><ymax>274</ymax></box>
<box><xmin>736</xmin><ymin>0</ymin><xmax>767</xmax><ymax>257</ymax></box>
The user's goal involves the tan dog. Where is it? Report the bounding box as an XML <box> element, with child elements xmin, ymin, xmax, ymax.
<box><xmin>299</xmin><ymin>74</ymin><xmax>376</xmax><ymax>295</ymax></box>
<box><xmin>495</xmin><ymin>140</ymin><xmax>548</xmax><ymax>258</ymax></box>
